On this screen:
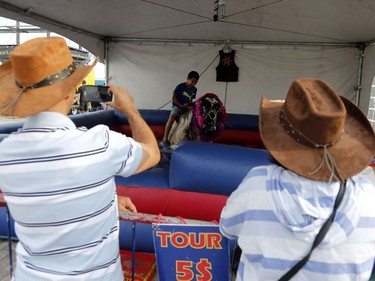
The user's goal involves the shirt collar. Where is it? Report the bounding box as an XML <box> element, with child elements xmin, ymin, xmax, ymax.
<box><xmin>23</xmin><ymin>112</ymin><xmax>76</xmax><ymax>129</ymax></box>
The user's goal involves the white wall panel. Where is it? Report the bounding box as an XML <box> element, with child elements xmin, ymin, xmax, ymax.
<box><xmin>109</xmin><ymin>42</ymin><xmax>360</xmax><ymax>114</ymax></box>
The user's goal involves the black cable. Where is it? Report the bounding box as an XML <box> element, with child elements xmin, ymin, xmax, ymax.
<box><xmin>225</xmin><ymin>0</ymin><xmax>287</xmax><ymax>19</ymax></box>
<box><xmin>156</xmin><ymin>100</ymin><xmax>172</xmax><ymax>110</ymax></box>
<box><xmin>139</xmin><ymin>0</ymin><xmax>211</xmax><ymax>20</ymax></box>
<box><xmin>221</xmin><ymin>20</ymin><xmax>351</xmax><ymax>43</ymax></box>
<box><xmin>224</xmin><ymin>82</ymin><xmax>228</xmax><ymax>107</ymax></box>
<box><xmin>199</xmin><ymin>51</ymin><xmax>220</xmax><ymax>77</ymax></box>
<box><xmin>115</xmin><ymin>19</ymin><xmax>212</xmax><ymax>37</ymax></box>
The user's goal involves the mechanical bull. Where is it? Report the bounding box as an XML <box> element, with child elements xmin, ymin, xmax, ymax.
<box><xmin>168</xmin><ymin>93</ymin><xmax>227</xmax><ymax>146</ymax></box>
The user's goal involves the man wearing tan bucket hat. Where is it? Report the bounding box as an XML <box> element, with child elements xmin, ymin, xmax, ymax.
<box><xmin>220</xmin><ymin>78</ymin><xmax>375</xmax><ymax>281</ymax></box>
<box><xmin>0</xmin><ymin>37</ymin><xmax>160</xmax><ymax>280</ymax></box>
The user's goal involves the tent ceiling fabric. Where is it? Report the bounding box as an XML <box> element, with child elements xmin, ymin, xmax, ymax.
<box><xmin>1</xmin><ymin>0</ymin><xmax>375</xmax><ymax>57</ymax></box>
<box><xmin>1</xmin><ymin>0</ymin><xmax>375</xmax><ymax>114</ymax></box>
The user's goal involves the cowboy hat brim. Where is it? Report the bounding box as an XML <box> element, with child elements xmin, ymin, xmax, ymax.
<box><xmin>0</xmin><ymin>59</ymin><xmax>96</xmax><ymax>117</ymax></box>
<box><xmin>259</xmin><ymin>96</ymin><xmax>375</xmax><ymax>181</ymax></box>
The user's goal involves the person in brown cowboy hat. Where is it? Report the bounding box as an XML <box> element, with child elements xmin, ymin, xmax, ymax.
<box><xmin>0</xmin><ymin>37</ymin><xmax>160</xmax><ymax>280</ymax></box>
<box><xmin>220</xmin><ymin>78</ymin><xmax>375</xmax><ymax>281</ymax></box>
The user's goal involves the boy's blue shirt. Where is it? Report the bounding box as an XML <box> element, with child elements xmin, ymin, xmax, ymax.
<box><xmin>172</xmin><ymin>82</ymin><xmax>197</xmax><ymax>108</ymax></box>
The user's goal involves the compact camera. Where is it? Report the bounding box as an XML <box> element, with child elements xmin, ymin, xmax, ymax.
<box><xmin>82</xmin><ymin>85</ymin><xmax>113</xmax><ymax>103</ymax></box>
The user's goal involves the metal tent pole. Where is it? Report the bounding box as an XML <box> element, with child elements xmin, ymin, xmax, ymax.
<box><xmin>355</xmin><ymin>44</ymin><xmax>366</xmax><ymax>106</ymax></box>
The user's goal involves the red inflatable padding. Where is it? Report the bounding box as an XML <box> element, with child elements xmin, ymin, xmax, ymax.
<box><xmin>213</xmin><ymin>129</ymin><xmax>264</xmax><ymax>148</ymax></box>
<box><xmin>109</xmin><ymin>124</ymin><xmax>264</xmax><ymax>148</ymax></box>
<box><xmin>116</xmin><ymin>186</ymin><xmax>228</xmax><ymax>222</ymax></box>
<box><xmin>0</xmin><ymin>190</ymin><xmax>6</xmax><ymax>207</ymax></box>
<box><xmin>110</xmin><ymin>125</ymin><xmax>165</xmax><ymax>140</ymax></box>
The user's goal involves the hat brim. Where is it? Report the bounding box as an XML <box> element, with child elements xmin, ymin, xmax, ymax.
<box><xmin>259</xmin><ymin>96</ymin><xmax>375</xmax><ymax>181</ymax></box>
<box><xmin>0</xmin><ymin>59</ymin><xmax>96</xmax><ymax>117</ymax></box>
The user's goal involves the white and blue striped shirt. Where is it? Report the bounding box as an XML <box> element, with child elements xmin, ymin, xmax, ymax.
<box><xmin>0</xmin><ymin>112</ymin><xmax>142</xmax><ymax>280</ymax></box>
<box><xmin>220</xmin><ymin>164</ymin><xmax>375</xmax><ymax>281</ymax></box>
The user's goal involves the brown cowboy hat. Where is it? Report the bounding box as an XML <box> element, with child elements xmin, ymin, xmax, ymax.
<box><xmin>0</xmin><ymin>37</ymin><xmax>97</xmax><ymax>117</ymax></box>
<box><xmin>260</xmin><ymin>78</ymin><xmax>375</xmax><ymax>182</ymax></box>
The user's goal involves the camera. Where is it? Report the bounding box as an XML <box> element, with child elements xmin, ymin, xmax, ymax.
<box><xmin>82</xmin><ymin>85</ymin><xmax>113</xmax><ymax>103</ymax></box>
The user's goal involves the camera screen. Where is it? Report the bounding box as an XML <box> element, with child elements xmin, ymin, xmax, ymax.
<box><xmin>82</xmin><ymin>85</ymin><xmax>113</xmax><ymax>102</ymax></box>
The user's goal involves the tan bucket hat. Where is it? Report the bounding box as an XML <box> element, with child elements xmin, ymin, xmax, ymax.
<box><xmin>0</xmin><ymin>37</ymin><xmax>97</xmax><ymax>117</ymax></box>
<box><xmin>260</xmin><ymin>78</ymin><xmax>375</xmax><ymax>182</ymax></box>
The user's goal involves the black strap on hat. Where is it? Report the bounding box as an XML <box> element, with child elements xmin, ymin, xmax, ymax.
<box><xmin>15</xmin><ymin>63</ymin><xmax>76</xmax><ymax>90</ymax></box>
<box><xmin>278</xmin><ymin>180</ymin><xmax>347</xmax><ymax>281</ymax></box>
<box><xmin>0</xmin><ymin>63</ymin><xmax>76</xmax><ymax>116</ymax></box>
<box><xmin>279</xmin><ymin>107</ymin><xmax>344</xmax><ymax>182</ymax></box>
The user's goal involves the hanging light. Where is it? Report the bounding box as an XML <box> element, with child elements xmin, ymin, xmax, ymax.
<box><xmin>213</xmin><ymin>0</ymin><xmax>225</xmax><ymax>22</ymax></box>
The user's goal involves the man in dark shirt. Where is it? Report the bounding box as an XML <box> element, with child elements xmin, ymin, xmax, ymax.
<box><xmin>76</xmin><ymin>79</ymin><xmax>87</xmax><ymax>111</ymax></box>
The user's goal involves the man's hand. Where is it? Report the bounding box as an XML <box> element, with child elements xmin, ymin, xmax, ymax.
<box><xmin>118</xmin><ymin>196</ymin><xmax>137</xmax><ymax>212</ymax></box>
<box><xmin>106</xmin><ymin>84</ymin><xmax>137</xmax><ymax>115</ymax></box>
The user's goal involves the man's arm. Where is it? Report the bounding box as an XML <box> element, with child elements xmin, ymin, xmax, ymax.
<box><xmin>107</xmin><ymin>84</ymin><xmax>160</xmax><ymax>174</ymax></box>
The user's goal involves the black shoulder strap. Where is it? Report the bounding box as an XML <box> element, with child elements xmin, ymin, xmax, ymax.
<box><xmin>278</xmin><ymin>180</ymin><xmax>347</xmax><ymax>281</ymax></box>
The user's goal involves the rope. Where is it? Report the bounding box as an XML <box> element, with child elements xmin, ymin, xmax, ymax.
<box><xmin>0</xmin><ymin>87</ymin><xmax>27</xmax><ymax>116</ymax></box>
<box><xmin>279</xmin><ymin>107</ymin><xmax>344</xmax><ymax>182</ymax></box>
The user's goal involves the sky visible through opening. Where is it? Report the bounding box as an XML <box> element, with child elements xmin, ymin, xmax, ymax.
<box><xmin>0</xmin><ymin>16</ymin><xmax>105</xmax><ymax>80</ymax></box>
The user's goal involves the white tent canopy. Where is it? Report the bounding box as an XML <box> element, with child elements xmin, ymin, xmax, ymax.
<box><xmin>1</xmin><ymin>0</ymin><xmax>375</xmax><ymax>114</ymax></box>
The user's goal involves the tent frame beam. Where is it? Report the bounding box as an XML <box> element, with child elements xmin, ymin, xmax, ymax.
<box><xmin>108</xmin><ymin>37</ymin><xmax>359</xmax><ymax>48</ymax></box>
<box><xmin>0</xmin><ymin>0</ymin><xmax>370</xmax><ymax>107</ymax></box>
<box><xmin>355</xmin><ymin>44</ymin><xmax>366</xmax><ymax>106</ymax></box>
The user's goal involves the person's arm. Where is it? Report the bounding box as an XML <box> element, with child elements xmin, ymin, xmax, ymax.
<box><xmin>107</xmin><ymin>84</ymin><xmax>160</xmax><ymax>174</ymax></box>
<box><xmin>188</xmin><ymin>90</ymin><xmax>197</xmax><ymax>106</ymax></box>
<box><xmin>172</xmin><ymin>96</ymin><xmax>188</xmax><ymax>108</ymax></box>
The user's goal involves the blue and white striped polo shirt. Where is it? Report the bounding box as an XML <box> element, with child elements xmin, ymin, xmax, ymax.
<box><xmin>0</xmin><ymin>112</ymin><xmax>142</xmax><ymax>281</ymax></box>
<box><xmin>220</xmin><ymin>164</ymin><xmax>375</xmax><ymax>281</ymax></box>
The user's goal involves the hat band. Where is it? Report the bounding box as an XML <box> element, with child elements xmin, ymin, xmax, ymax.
<box><xmin>279</xmin><ymin>107</ymin><xmax>342</xmax><ymax>148</ymax></box>
<box><xmin>15</xmin><ymin>63</ymin><xmax>76</xmax><ymax>90</ymax></box>
<box><xmin>279</xmin><ymin>107</ymin><xmax>345</xmax><ymax>181</ymax></box>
